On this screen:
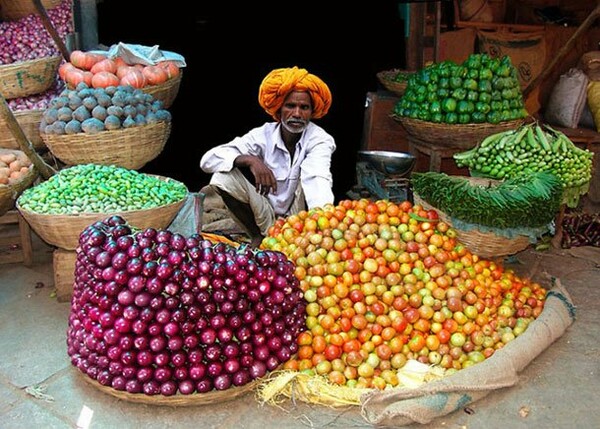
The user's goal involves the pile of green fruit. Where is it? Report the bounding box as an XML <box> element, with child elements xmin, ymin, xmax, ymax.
<box><xmin>393</xmin><ymin>54</ymin><xmax>528</xmax><ymax>124</ymax></box>
<box><xmin>454</xmin><ymin>122</ymin><xmax>594</xmax><ymax>207</ymax></box>
<box><xmin>40</xmin><ymin>83</ymin><xmax>172</xmax><ymax>135</ymax></box>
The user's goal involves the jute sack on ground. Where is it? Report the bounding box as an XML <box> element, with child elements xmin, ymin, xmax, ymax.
<box><xmin>360</xmin><ymin>278</ymin><xmax>575</xmax><ymax>426</ymax></box>
<box><xmin>478</xmin><ymin>29</ymin><xmax>546</xmax><ymax>89</ymax></box>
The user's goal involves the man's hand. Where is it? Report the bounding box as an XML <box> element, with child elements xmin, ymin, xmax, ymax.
<box><xmin>234</xmin><ymin>155</ymin><xmax>277</xmax><ymax>196</ymax></box>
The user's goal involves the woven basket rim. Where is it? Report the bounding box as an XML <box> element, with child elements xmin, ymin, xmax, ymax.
<box><xmin>41</xmin><ymin>120</ymin><xmax>171</xmax><ymax>170</ymax></box>
<box><xmin>394</xmin><ymin>115</ymin><xmax>525</xmax><ymax>130</ymax></box>
<box><xmin>393</xmin><ymin>115</ymin><xmax>525</xmax><ymax>149</ymax></box>
<box><xmin>78</xmin><ymin>368</ymin><xmax>259</xmax><ymax>406</ymax></box>
<box><xmin>40</xmin><ymin>120</ymin><xmax>170</xmax><ymax>141</ymax></box>
<box><xmin>376</xmin><ymin>69</ymin><xmax>416</xmax><ymax>81</ymax></box>
<box><xmin>17</xmin><ymin>174</ymin><xmax>187</xmax><ymax>250</ymax></box>
<box><xmin>16</xmin><ymin>191</ymin><xmax>186</xmax><ymax>219</ymax></box>
<box><xmin>413</xmin><ymin>192</ymin><xmax>530</xmax><ymax>257</ymax></box>
<box><xmin>0</xmin><ymin>56</ymin><xmax>62</xmax><ymax>99</ymax></box>
<box><xmin>0</xmin><ymin>55</ymin><xmax>62</xmax><ymax>71</ymax></box>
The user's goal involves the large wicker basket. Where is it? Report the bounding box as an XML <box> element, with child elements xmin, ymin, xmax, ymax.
<box><xmin>413</xmin><ymin>189</ymin><xmax>531</xmax><ymax>259</ymax></box>
<box><xmin>0</xmin><ymin>109</ymin><xmax>45</xmax><ymax>151</ymax></box>
<box><xmin>0</xmin><ymin>149</ymin><xmax>38</xmax><ymax>217</ymax></box>
<box><xmin>78</xmin><ymin>370</ymin><xmax>259</xmax><ymax>406</ymax></box>
<box><xmin>393</xmin><ymin>116</ymin><xmax>525</xmax><ymax>149</ymax></box>
<box><xmin>41</xmin><ymin>121</ymin><xmax>171</xmax><ymax>170</ymax></box>
<box><xmin>376</xmin><ymin>69</ymin><xmax>414</xmax><ymax>97</ymax></box>
<box><xmin>142</xmin><ymin>72</ymin><xmax>182</xmax><ymax>108</ymax></box>
<box><xmin>0</xmin><ymin>56</ymin><xmax>61</xmax><ymax>99</ymax></box>
<box><xmin>16</xmin><ymin>177</ymin><xmax>187</xmax><ymax>250</ymax></box>
<box><xmin>0</xmin><ymin>0</ymin><xmax>62</xmax><ymax>20</ymax></box>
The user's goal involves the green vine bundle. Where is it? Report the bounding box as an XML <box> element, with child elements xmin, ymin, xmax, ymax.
<box><xmin>411</xmin><ymin>171</ymin><xmax>563</xmax><ymax>229</ymax></box>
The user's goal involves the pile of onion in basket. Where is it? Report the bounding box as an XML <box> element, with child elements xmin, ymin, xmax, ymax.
<box><xmin>67</xmin><ymin>216</ymin><xmax>307</xmax><ymax>395</ymax></box>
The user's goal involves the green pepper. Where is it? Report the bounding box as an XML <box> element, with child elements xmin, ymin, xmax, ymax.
<box><xmin>441</xmin><ymin>97</ymin><xmax>457</xmax><ymax>113</ymax></box>
<box><xmin>451</xmin><ymin>88</ymin><xmax>467</xmax><ymax>100</ymax></box>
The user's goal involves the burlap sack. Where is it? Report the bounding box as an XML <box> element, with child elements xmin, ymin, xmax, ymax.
<box><xmin>478</xmin><ymin>29</ymin><xmax>546</xmax><ymax>89</ymax></box>
<box><xmin>587</xmin><ymin>81</ymin><xmax>600</xmax><ymax>133</ymax></box>
<box><xmin>544</xmin><ymin>68</ymin><xmax>589</xmax><ymax>129</ymax></box>
<box><xmin>579</xmin><ymin>51</ymin><xmax>600</xmax><ymax>81</ymax></box>
<box><xmin>360</xmin><ymin>279</ymin><xmax>575</xmax><ymax>426</ymax></box>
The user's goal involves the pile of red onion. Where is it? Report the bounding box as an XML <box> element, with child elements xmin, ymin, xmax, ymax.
<box><xmin>0</xmin><ymin>0</ymin><xmax>73</xmax><ymax>64</ymax></box>
<box><xmin>67</xmin><ymin>216</ymin><xmax>306</xmax><ymax>395</ymax></box>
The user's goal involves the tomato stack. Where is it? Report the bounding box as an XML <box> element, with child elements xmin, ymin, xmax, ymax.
<box><xmin>262</xmin><ymin>199</ymin><xmax>546</xmax><ymax>390</ymax></box>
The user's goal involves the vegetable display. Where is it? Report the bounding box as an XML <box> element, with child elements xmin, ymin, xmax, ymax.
<box><xmin>411</xmin><ymin>171</ymin><xmax>563</xmax><ymax>228</ymax></box>
<box><xmin>261</xmin><ymin>199</ymin><xmax>547</xmax><ymax>389</ymax></box>
<box><xmin>0</xmin><ymin>0</ymin><xmax>72</xmax><ymax>64</ymax></box>
<box><xmin>0</xmin><ymin>150</ymin><xmax>33</xmax><ymax>184</ymax></box>
<box><xmin>393</xmin><ymin>53</ymin><xmax>528</xmax><ymax>124</ymax></box>
<box><xmin>561</xmin><ymin>211</ymin><xmax>600</xmax><ymax>248</ymax></box>
<box><xmin>39</xmin><ymin>83</ymin><xmax>171</xmax><ymax>135</ymax></box>
<box><xmin>67</xmin><ymin>216</ymin><xmax>306</xmax><ymax>394</ymax></box>
<box><xmin>17</xmin><ymin>164</ymin><xmax>187</xmax><ymax>214</ymax></box>
<box><xmin>59</xmin><ymin>50</ymin><xmax>181</xmax><ymax>90</ymax></box>
<box><xmin>453</xmin><ymin>122</ymin><xmax>594</xmax><ymax>207</ymax></box>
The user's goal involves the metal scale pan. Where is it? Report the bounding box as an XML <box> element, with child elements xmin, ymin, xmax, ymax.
<box><xmin>353</xmin><ymin>150</ymin><xmax>416</xmax><ymax>202</ymax></box>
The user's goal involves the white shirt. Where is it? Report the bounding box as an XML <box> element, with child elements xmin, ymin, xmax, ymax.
<box><xmin>200</xmin><ymin>122</ymin><xmax>336</xmax><ymax>216</ymax></box>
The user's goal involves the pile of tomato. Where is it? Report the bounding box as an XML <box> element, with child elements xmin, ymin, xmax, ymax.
<box><xmin>261</xmin><ymin>199</ymin><xmax>546</xmax><ymax>390</ymax></box>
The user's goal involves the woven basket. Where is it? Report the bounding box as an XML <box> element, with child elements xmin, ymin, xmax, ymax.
<box><xmin>0</xmin><ymin>109</ymin><xmax>45</xmax><ymax>151</ymax></box>
<box><xmin>0</xmin><ymin>149</ymin><xmax>38</xmax><ymax>217</ymax></box>
<box><xmin>142</xmin><ymin>72</ymin><xmax>182</xmax><ymax>108</ymax></box>
<box><xmin>78</xmin><ymin>369</ymin><xmax>259</xmax><ymax>406</ymax></box>
<box><xmin>41</xmin><ymin>121</ymin><xmax>171</xmax><ymax>170</ymax></box>
<box><xmin>0</xmin><ymin>56</ymin><xmax>61</xmax><ymax>99</ymax></box>
<box><xmin>16</xmin><ymin>176</ymin><xmax>186</xmax><ymax>250</ymax></box>
<box><xmin>376</xmin><ymin>69</ymin><xmax>414</xmax><ymax>97</ymax></box>
<box><xmin>0</xmin><ymin>0</ymin><xmax>62</xmax><ymax>20</ymax></box>
<box><xmin>393</xmin><ymin>116</ymin><xmax>525</xmax><ymax>149</ymax></box>
<box><xmin>413</xmin><ymin>190</ymin><xmax>531</xmax><ymax>258</ymax></box>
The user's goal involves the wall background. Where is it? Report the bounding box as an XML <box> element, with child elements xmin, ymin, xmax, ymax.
<box><xmin>96</xmin><ymin>1</ymin><xmax>407</xmax><ymax>201</ymax></box>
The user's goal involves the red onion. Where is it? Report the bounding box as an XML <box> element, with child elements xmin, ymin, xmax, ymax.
<box><xmin>67</xmin><ymin>216</ymin><xmax>306</xmax><ymax>396</ymax></box>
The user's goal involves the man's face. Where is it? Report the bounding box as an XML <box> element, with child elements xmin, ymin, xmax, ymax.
<box><xmin>280</xmin><ymin>91</ymin><xmax>313</xmax><ymax>134</ymax></box>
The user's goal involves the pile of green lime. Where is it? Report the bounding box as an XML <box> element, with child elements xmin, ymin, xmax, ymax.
<box><xmin>394</xmin><ymin>54</ymin><xmax>528</xmax><ymax>124</ymax></box>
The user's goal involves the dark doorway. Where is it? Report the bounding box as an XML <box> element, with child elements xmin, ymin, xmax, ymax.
<box><xmin>96</xmin><ymin>1</ymin><xmax>406</xmax><ymax>201</ymax></box>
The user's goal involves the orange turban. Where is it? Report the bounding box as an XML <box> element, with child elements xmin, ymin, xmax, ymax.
<box><xmin>258</xmin><ymin>66</ymin><xmax>332</xmax><ymax>121</ymax></box>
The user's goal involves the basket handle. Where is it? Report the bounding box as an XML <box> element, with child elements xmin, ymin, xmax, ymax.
<box><xmin>0</xmin><ymin>95</ymin><xmax>56</xmax><ymax>180</ymax></box>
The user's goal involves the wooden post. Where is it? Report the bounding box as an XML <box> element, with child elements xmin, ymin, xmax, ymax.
<box><xmin>0</xmin><ymin>96</ymin><xmax>56</xmax><ymax>180</ymax></box>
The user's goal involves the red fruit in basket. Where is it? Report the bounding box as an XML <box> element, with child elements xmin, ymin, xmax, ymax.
<box><xmin>91</xmin><ymin>71</ymin><xmax>120</xmax><ymax>89</ymax></box>
<box><xmin>142</xmin><ymin>65</ymin><xmax>168</xmax><ymax>86</ymax></box>
<box><xmin>120</xmin><ymin>69</ymin><xmax>147</xmax><ymax>88</ymax></box>
<box><xmin>91</xmin><ymin>58</ymin><xmax>118</xmax><ymax>75</ymax></box>
<box><xmin>70</xmin><ymin>50</ymin><xmax>104</xmax><ymax>70</ymax></box>
<box><xmin>159</xmin><ymin>60</ymin><xmax>180</xmax><ymax>79</ymax></box>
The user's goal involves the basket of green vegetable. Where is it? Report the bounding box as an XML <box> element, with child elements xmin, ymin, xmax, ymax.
<box><xmin>376</xmin><ymin>69</ymin><xmax>415</xmax><ymax>97</ymax></box>
<box><xmin>411</xmin><ymin>171</ymin><xmax>563</xmax><ymax>258</ymax></box>
<box><xmin>16</xmin><ymin>164</ymin><xmax>188</xmax><ymax>250</ymax></box>
<box><xmin>392</xmin><ymin>54</ymin><xmax>529</xmax><ymax>148</ymax></box>
<box><xmin>453</xmin><ymin>122</ymin><xmax>594</xmax><ymax>208</ymax></box>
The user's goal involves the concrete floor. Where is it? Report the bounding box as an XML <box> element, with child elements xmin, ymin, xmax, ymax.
<box><xmin>1</xmin><ymin>229</ymin><xmax>599</xmax><ymax>429</ymax></box>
